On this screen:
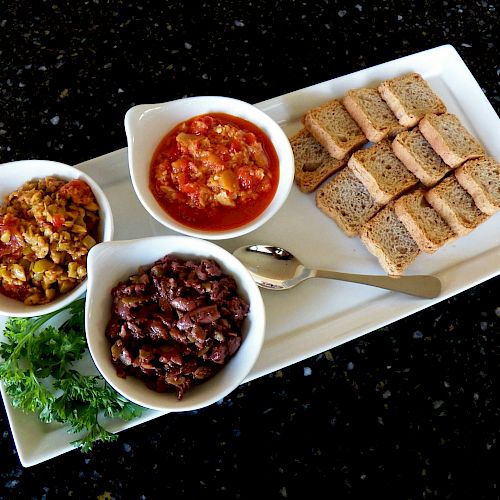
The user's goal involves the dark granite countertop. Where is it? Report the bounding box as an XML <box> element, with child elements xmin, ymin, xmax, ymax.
<box><xmin>1</xmin><ymin>1</ymin><xmax>500</xmax><ymax>498</ymax></box>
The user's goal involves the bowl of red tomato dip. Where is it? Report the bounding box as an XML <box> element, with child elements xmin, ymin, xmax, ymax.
<box><xmin>125</xmin><ymin>96</ymin><xmax>294</xmax><ymax>239</ymax></box>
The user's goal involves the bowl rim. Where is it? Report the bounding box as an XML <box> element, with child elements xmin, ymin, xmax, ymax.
<box><xmin>124</xmin><ymin>95</ymin><xmax>295</xmax><ymax>240</ymax></box>
<box><xmin>0</xmin><ymin>159</ymin><xmax>114</xmax><ymax>318</ymax></box>
<box><xmin>85</xmin><ymin>234</ymin><xmax>266</xmax><ymax>412</ymax></box>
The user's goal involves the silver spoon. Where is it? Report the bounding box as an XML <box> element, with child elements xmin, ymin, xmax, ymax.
<box><xmin>233</xmin><ymin>244</ymin><xmax>441</xmax><ymax>299</ymax></box>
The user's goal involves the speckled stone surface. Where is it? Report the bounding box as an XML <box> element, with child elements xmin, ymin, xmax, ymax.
<box><xmin>1</xmin><ymin>1</ymin><xmax>500</xmax><ymax>498</ymax></box>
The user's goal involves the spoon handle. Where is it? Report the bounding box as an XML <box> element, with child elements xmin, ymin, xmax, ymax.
<box><xmin>312</xmin><ymin>269</ymin><xmax>441</xmax><ymax>298</ymax></box>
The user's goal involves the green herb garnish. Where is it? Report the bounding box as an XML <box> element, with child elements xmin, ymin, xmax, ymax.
<box><xmin>0</xmin><ymin>297</ymin><xmax>143</xmax><ymax>451</ymax></box>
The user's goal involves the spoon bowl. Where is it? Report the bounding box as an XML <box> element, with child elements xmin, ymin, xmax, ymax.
<box><xmin>233</xmin><ymin>244</ymin><xmax>441</xmax><ymax>298</ymax></box>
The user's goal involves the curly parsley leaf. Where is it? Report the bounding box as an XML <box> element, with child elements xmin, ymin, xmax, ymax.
<box><xmin>0</xmin><ymin>297</ymin><xmax>144</xmax><ymax>451</ymax></box>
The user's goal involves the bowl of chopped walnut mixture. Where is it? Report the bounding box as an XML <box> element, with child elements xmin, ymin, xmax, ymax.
<box><xmin>0</xmin><ymin>160</ymin><xmax>114</xmax><ymax>317</ymax></box>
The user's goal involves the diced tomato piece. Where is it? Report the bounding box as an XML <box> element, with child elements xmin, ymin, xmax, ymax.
<box><xmin>0</xmin><ymin>244</ymin><xmax>15</xmax><ymax>259</ymax></box>
<box><xmin>171</xmin><ymin>157</ymin><xmax>190</xmax><ymax>174</ymax></box>
<box><xmin>214</xmin><ymin>144</ymin><xmax>230</xmax><ymax>162</ymax></box>
<box><xmin>161</xmin><ymin>141</ymin><xmax>181</xmax><ymax>162</ymax></box>
<box><xmin>174</xmin><ymin>172</ymin><xmax>186</xmax><ymax>187</ymax></box>
<box><xmin>189</xmin><ymin>120</ymin><xmax>205</xmax><ymax>135</ymax></box>
<box><xmin>58</xmin><ymin>179</ymin><xmax>94</xmax><ymax>205</ymax></box>
<box><xmin>171</xmin><ymin>157</ymin><xmax>193</xmax><ymax>189</ymax></box>
<box><xmin>52</xmin><ymin>213</ymin><xmax>65</xmax><ymax>229</ymax></box>
<box><xmin>0</xmin><ymin>283</ymin><xmax>30</xmax><ymax>301</ymax></box>
<box><xmin>256</xmin><ymin>175</ymin><xmax>272</xmax><ymax>193</ymax></box>
<box><xmin>179</xmin><ymin>182</ymin><xmax>199</xmax><ymax>194</ymax></box>
<box><xmin>189</xmin><ymin>116</ymin><xmax>215</xmax><ymax>135</ymax></box>
<box><xmin>245</xmin><ymin>133</ymin><xmax>257</xmax><ymax>145</ymax></box>
<box><xmin>237</xmin><ymin>167</ymin><xmax>258</xmax><ymax>190</ymax></box>
<box><xmin>229</xmin><ymin>140</ymin><xmax>242</xmax><ymax>153</ymax></box>
<box><xmin>1</xmin><ymin>213</ymin><xmax>20</xmax><ymax>228</ymax></box>
<box><xmin>0</xmin><ymin>214</ymin><xmax>24</xmax><ymax>258</ymax></box>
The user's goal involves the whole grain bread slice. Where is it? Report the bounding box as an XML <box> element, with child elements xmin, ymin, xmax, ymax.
<box><xmin>419</xmin><ymin>113</ymin><xmax>485</xmax><ymax>168</ymax></box>
<box><xmin>425</xmin><ymin>174</ymin><xmax>489</xmax><ymax>236</ymax></box>
<box><xmin>289</xmin><ymin>128</ymin><xmax>346</xmax><ymax>192</ymax></box>
<box><xmin>360</xmin><ymin>202</ymin><xmax>420</xmax><ymax>275</ymax></box>
<box><xmin>343</xmin><ymin>87</ymin><xmax>406</xmax><ymax>142</ymax></box>
<box><xmin>303</xmin><ymin>99</ymin><xmax>367</xmax><ymax>160</ymax></box>
<box><xmin>394</xmin><ymin>188</ymin><xmax>455</xmax><ymax>253</ymax></box>
<box><xmin>348</xmin><ymin>139</ymin><xmax>419</xmax><ymax>204</ymax></box>
<box><xmin>315</xmin><ymin>167</ymin><xmax>383</xmax><ymax>237</ymax></box>
<box><xmin>378</xmin><ymin>73</ymin><xmax>446</xmax><ymax>127</ymax></box>
<box><xmin>392</xmin><ymin>128</ymin><xmax>452</xmax><ymax>187</ymax></box>
<box><xmin>455</xmin><ymin>156</ymin><xmax>500</xmax><ymax>215</ymax></box>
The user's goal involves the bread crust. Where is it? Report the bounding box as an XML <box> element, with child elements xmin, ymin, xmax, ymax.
<box><xmin>315</xmin><ymin>167</ymin><xmax>382</xmax><ymax>236</ymax></box>
<box><xmin>391</xmin><ymin>135</ymin><xmax>431</xmax><ymax>185</ymax></box>
<box><xmin>419</xmin><ymin>115</ymin><xmax>461</xmax><ymax>167</ymax></box>
<box><xmin>378</xmin><ymin>73</ymin><xmax>446</xmax><ymax>127</ymax></box>
<box><xmin>290</xmin><ymin>128</ymin><xmax>346</xmax><ymax>193</ymax></box>
<box><xmin>455</xmin><ymin>157</ymin><xmax>500</xmax><ymax>215</ymax></box>
<box><xmin>419</xmin><ymin>114</ymin><xmax>485</xmax><ymax>168</ymax></box>
<box><xmin>394</xmin><ymin>189</ymin><xmax>455</xmax><ymax>253</ymax></box>
<box><xmin>342</xmin><ymin>91</ymin><xmax>403</xmax><ymax>142</ymax></box>
<box><xmin>378</xmin><ymin>83</ymin><xmax>414</xmax><ymax>127</ymax></box>
<box><xmin>348</xmin><ymin>140</ymin><xmax>418</xmax><ymax>205</ymax></box>
<box><xmin>348</xmin><ymin>155</ymin><xmax>392</xmax><ymax>205</ymax></box>
<box><xmin>392</xmin><ymin>131</ymin><xmax>451</xmax><ymax>187</ymax></box>
<box><xmin>303</xmin><ymin>99</ymin><xmax>367</xmax><ymax>160</ymax></box>
<box><xmin>425</xmin><ymin>175</ymin><xmax>489</xmax><ymax>236</ymax></box>
<box><xmin>360</xmin><ymin>203</ymin><xmax>420</xmax><ymax>275</ymax></box>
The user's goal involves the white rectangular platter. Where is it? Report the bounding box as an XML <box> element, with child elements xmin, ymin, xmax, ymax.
<box><xmin>2</xmin><ymin>45</ymin><xmax>500</xmax><ymax>467</ymax></box>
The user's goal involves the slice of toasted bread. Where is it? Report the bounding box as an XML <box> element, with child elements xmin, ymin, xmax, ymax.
<box><xmin>378</xmin><ymin>73</ymin><xmax>446</xmax><ymax>127</ymax></box>
<box><xmin>348</xmin><ymin>139</ymin><xmax>418</xmax><ymax>204</ymax></box>
<box><xmin>289</xmin><ymin>128</ymin><xmax>346</xmax><ymax>193</ymax></box>
<box><xmin>392</xmin><ymin>129</ymin><xmax>452</xmax><ymax>187</ymax></box>
<box><xmin>303</xmin><ymin>99</ymin><xmax>367</xmax><ymax>160</ymax></box>
<box><xmin>425</xmin><ymin>175</ymin><xmax>489</xmax><ymax>236</ymax></box>
<box><xmin>419</xmin><ymin>113</ymin><xmax>485</xmax><ymax>168</ymax></box>
<box><xmin>360</xmin><ymin>202</ymin><xmax>420</xmax><ymax>275</ymax></box>
<box><xmin>394</xmin><ymin>188</ymin><xmax>455</xmax><ymax>253</ymax></box>
<box><xmin>315</xmin><ymin>167</ymin><xmax>383</xmax><ymax>237</ymax></box>
<box><xmin>455</xmin><ymin>156</ymin><xmax>500</xmax><ymax>215</ymax></box>
<box><xmin>342</xmin><ymin>88</ymin><xmax>406</xmax><ymax>142</ymax></box>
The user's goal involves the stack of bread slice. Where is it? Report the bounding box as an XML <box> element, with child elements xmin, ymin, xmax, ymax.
<box><xmin>290</xmin><ymin>72</ymin><xmax>499</xmax><ymax>275</ymax></box>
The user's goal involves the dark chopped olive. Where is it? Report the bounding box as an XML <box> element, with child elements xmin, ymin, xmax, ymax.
<box><xmin>106</xmin><ymin>255</ymin><xmax>249</xmax><ymax>399</ymax></box>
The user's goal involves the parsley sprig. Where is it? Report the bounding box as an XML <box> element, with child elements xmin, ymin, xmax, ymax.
<box><xmin>0</xmin><ymin>298</ymin><xmax>143</xmax><ymax>452</ymax></box>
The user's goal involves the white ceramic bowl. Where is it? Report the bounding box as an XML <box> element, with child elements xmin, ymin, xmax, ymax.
<box><xmin>0</xmin><ymin>159</ymin><xmax>114</xmax><ymax>317</ymax></box>
<box><xmin>124</xmin><ymin>95</ymin><xmax>294</xmax><ymax>240</ymax></box>
<box><xmin>85</xmin><ymin>235</ymin><xmax>265</xmax><ymax>412</ymax></box>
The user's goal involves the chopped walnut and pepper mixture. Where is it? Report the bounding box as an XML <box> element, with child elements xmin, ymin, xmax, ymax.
<box><xmin>0</xmin><ymin>176</ymin><xmax>100</xmax><ymax>304</ymax></box>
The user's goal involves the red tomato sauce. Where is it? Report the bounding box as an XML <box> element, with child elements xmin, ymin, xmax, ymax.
<box><xmin>149</xmin><ymin>113</ymin><xmax>280</xmax><ymax>231</ymax></box>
